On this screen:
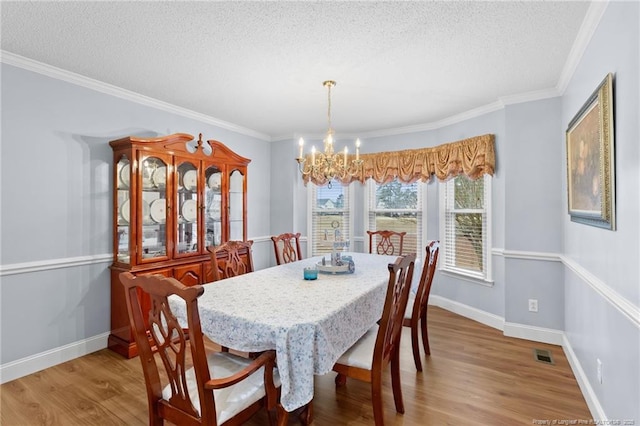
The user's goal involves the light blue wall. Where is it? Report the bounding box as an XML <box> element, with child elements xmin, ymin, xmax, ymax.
<box><xmin>561</xmin><ymin>1</ymin><xmax>639</xmax><ymax>421</ymax></box>
<box><xmin>503</xmin><ymin>98</ymin><xmax>565</xmax><ymax>329</ymax></box>
<box><xmin>0</xmin><ymin>63</ymin><xmax>273</xmax><ymax>363</ymax></box>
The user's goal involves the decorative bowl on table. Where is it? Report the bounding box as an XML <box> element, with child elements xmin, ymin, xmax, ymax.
<box><xmin>316</xmin><ymin>256</ymin><xmax>355</xmax><ymax>274</ymax></box>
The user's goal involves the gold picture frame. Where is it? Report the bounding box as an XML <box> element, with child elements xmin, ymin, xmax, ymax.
<box><xmin>566</xmin><ymin>73</ymin><xmax>615</xmax><ymax>230</ymax></box>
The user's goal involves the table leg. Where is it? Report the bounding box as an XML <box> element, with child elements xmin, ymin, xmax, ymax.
<box><xmin>298</xmin><ymin>400</ymin><xmax>313</xmax><ymax>425</ymax></box>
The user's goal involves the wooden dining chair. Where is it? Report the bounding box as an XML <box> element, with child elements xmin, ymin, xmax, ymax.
<box><xmin>367</xmin><ymin>230</ymin><xmax>406</xmax><ymax>255</ymax></box>
<box><xmin>119</xmin><ymin>272</ymin><xmax>286</xmax><ymax>426</ymax></box>
<box><xmin>332</xmin><ymin>253</ymin><xmax>416</xmax><ymax>426</ymax></box>
<box><xmin>403</xmin><ymin>240</ymin><xmax>440</xmax><ymax>371</ymax></box>
<box><xmin>207</xmin><ymin>240</ymin><xmax>254</xmax><ymax>282</ymax></box>
<box><xmin>270</xmin><ymin>232</ymin><xmax>303</xmax><ymax>265</ymax></box>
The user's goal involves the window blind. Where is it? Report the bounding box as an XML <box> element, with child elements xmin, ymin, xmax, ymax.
<box><xmin>442</xmin><ymin>175</ymin><xmax>489</xmax><ymax>278</ymax></box>
<box><xmin>310</xmin><ymin>184</ymin><xmax>351</xmax><ymax>256</ymax></box>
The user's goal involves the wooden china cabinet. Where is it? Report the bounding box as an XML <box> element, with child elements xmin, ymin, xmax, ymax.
<box><xmin>108</xmin><ymin>133</ymin><xmax>250</xmax><ymax>358</ymax></box>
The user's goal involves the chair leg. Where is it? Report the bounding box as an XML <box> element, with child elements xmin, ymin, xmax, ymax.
<box><xmin>390</xmin><ymin>353</ymin><xmax>405</xmax><ymax>414</ymax></box>
<box><xmin>420</xmin><ymin>311</ymin><xmax>430</xmax><ymax>356</ymax></box>
<box><xmin>371</xmin><ymin>374</ymin><xmax>385</xmax><ymax>426</ymax></box>
<box><xmin>410</xmin><ymin>319</ymin><xmax>423</xmax><ymax>371</ymax></box>
<box><xmin>335</xmin><ymin>373</ymin><xmax>347</xmax><ymax>386</ymax></box>
<box><xmin>299</xmin><ymin>401</ymin><xmax>313</xmax><ymax>425</ymax></box>
<box><xmin>276</xmin><ymin>404</ymin><xmax>289</xmax><ymax>426</ymax></box>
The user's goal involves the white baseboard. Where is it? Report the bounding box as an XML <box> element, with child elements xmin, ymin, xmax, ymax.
<box><xmin>429</xmin><ymin>295</ymin><xmax>505</xmax><ymax>331</ymax></box>
<box><xmin>503</xmin><ymin>322</ymin><xmax>564</xmax><ymax>345</ymax></box>
<box><xmin>0</xmin><ymin>332</ymin><xmax>109</xmax><ymax>384</ymax></box>
<box><xmin>562</xmin><ymin>334</ymin><xmax>606</xmax><ymax>421</ymax></box>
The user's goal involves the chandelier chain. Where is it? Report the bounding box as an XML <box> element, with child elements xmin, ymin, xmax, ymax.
<box><xmin>327</xmin><ymin>82</ymin><xmax>332</xmax><ymax>131</ymax></box>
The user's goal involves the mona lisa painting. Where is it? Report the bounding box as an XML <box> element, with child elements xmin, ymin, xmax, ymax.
<box><xmin>566</xmin><ymin>73</ymin><xmax>615</xmax><ymax>230</ymax></box>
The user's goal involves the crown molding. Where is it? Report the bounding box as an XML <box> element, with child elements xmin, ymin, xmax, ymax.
<box><xmin>556</xmin><ymin>1</ymin><xmax>610</xmax><ymax>94</ymax></box>
<box><xmin>360</xmin><ymin>100</ymin><xmax>506</xmax><ymax>139</ymax></box>
<box><xmin>2</xmin><ymin>0</ymin><xmax>608</xmax><ymax>144</ymax></box>
<box><xmin>0</xmin><ymin>51</ymin><xmax>271</xmax><ymax>142</ymax></box>
<box><xmin>498</xmin><ymin>87</ymin><xmax>561</xmax><ymax>106</ymax></box>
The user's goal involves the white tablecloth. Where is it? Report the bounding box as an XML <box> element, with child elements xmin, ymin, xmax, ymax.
<box><xmin>169</xmin><ymin>252</ymin><xmax>396</xmax><ymax>412</ymax></box>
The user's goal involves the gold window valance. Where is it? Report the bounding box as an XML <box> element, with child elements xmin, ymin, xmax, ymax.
<box><xmin>303</xmin><ymin>133</ymin><xmax>495</xmax><ymax>186</ymax></box>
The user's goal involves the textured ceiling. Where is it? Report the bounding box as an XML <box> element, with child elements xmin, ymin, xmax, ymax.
<box><xmin>1</xmin><ymin>1</ymin><xmax>592</xmax><ymax>140</ymax></box>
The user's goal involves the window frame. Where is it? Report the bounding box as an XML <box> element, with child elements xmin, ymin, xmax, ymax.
<box><xmin>364</xmin><ymin>178</ymin><xmax>428</xmax><ymax>260</ymax></box>
<box><xmin>307</xmin><ymin>182</ymin><xmax>355</xmax><ymax>257</ymax></box>
<box><xmin>438</xmin><ymin>174</ymin><xmax>492</xmax><ymax>283</ymax></box>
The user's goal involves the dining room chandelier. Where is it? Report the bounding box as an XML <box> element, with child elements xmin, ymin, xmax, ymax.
<box><xmin>296</xmin><ymin>80</ymin><xmax>363</xmax><ymax>188</ymax></box>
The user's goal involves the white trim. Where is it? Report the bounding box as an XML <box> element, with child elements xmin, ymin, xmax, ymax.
<box><xmin>348</xmin><ymin>184</ymin><xmax>356</xmax><ymax>251</ymax></box>
<box><xmin>501</xmin><ymin>250</ymin><xmax>562</xmax><ymax>262</ymax></box>
<box><xmin>248</xmin><ymin>235</ymin><xmax>272</xmax><ymax>244</ymax></box>
<box><xmin>498</xmin><ymin>87</ymin><xmax>560</xmax><ymax>106</ymax></box>
<box><xmin>361</xmin><ymin>101</ymin><xmax>505</xmax><ymax>138</ymax></box>
<box><xmin>307</xmin><ymin>184</ymin><xmax>314</xmax><ymax>254</ymax></box>
<box><xmin>0</xmin><ymin>254</ymin><xmax>112</xmax><ymax>277</ymax></box>
<box><xmin>0</xmin><ymin>51</ymin><xmax>270</xmax><ymax>142</ymax></box>
<box><xmin>562</xmin><ymin>255</ymin><xmax>640</xmax><ymax>329</ymax></box>
<box><xmin>503</xmin><ymin>322</ymin><xmax>564</xmax><ymax>345</ymax></box>
<box><xmin>485</xmin><ymin>175</ymin><xmax>493</xmax><ymax>281</ymax></box>
<box><xmin>429</xmin><ymin>295</ymin><xmax>504</xmax><ymax>331</ymax></box>
<box><xmin>562</xmin><ymin>334</ymin><xmax>607</xmax><ymax>421</ymax></box>
<box><xmin>439</xmin><ymin>269</ymin><xmax>495</xmax><ymax>287</ymax></box>
<box><xmin>556</xmin><ymin>1</ymin><xmax>610</xmax><ymax>95</ymax></box>
<box><xmin>0</xmin><ymin>333</ymin><xmax>109</xmax><ymax>385</ymax></box>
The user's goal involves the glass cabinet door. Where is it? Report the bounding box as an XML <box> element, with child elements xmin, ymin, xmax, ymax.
<box><xmin>116</xmin><ymin>157</ymin><xmax>131</xmax><ymax>264</ymax></box>
<box><xmin>204</xmin><ymin>165</ymin><xmax>222</xmax><ymax>248</ymax></box>
<box><xmin>176</xmin><ymin>160</ymin><xmax>199</xmax><ymax>255</ymax></box>
<box><xmin>228</xmin><ymin>169</ymin><xmax>245</xmax><ymax>240</ymax></box>
<box><xmin>139</xmin><ymin>156</ymin><xmax>169</xmax><ymax>262</ymax></box>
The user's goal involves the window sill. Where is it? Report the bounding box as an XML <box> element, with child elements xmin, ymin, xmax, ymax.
<box><xmin>439</xmin><ymin>269</ymin><xmax>494</xmax><ymax>287</ymax></box>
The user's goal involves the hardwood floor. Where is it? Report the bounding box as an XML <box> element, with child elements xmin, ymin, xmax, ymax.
<box><xmin>0</xmin><ymin>307</ymin><xmax>591</xmax><ymax>425</ymax></box>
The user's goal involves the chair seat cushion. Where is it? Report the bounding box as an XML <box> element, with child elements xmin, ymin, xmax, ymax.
<box><xmin>162</xmin><ymin>351</ymin><xmax>280</xmax><ymax>424</ymax></box>
<box><xmin>335</xmin><ymin>325</ymin><xmax>379</xmax><ymax>370</ymax></box>
<box><xmin>410</xmin><ymin>258</ymin><xmax>422</xmax><ymax>294</ymax></box>
<box><xmin>404</xmin><ymin>292</ymin><xmax>416</xmax><ymax>320</ymax></box>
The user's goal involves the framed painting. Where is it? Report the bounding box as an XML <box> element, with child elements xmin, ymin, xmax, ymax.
<box><xmin>566</xmin><ymin>73</ymin><xmax>615</xmax><ymax>230</ymax></box>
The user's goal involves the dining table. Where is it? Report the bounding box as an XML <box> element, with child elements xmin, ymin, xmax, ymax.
<box><xmin>169</xmin><ymin>251</ymin><xmax>397</xmax><ymax>413</ymax></box>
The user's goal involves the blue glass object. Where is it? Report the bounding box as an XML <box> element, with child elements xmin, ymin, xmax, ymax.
<box><xmin>303</xmin><ymin>267</ymin><xmax>318</xmax><ymax>280</ymax></box>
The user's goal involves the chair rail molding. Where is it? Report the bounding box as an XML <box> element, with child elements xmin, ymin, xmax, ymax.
<box><xmin>0</xmin><ymin>254</ymin><xmax>112</xmax><ymax>277</ymax></box>
<box><xmin>561</xmin><ymin>255</ymin><xmax>640</xmax><ymax>329</ymax></box>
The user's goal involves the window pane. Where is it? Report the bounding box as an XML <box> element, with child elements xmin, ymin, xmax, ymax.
<box><xmin>315</xmin><ymin>185</ymin><xmax>346</xmax><ymax>210</ymax></box>
<box><xmin>454</xmin><ymin>176</ymin><xmax>484</xmax><ymax>209</ymax></box>
<box><xmin>453</xmin><ymin>212</ymin><xmax>483</xmax><ymax>272</ymax></box>
<box><xmin>375</xmin><ymin>181</ymin><xmax>418</xmax><ymax>209</ymax></box>
<box><xmin>368</xmin><ymin>178</ymin><xmax>422</xmax><ymax>257</ymax></box>
<box><xmin>311</xmin><ymin>184</ymin><xmax>350</xmax><ymax>256</ymax></box>
<box><xmin>372</xmin><ymin>212</ymin><xmax>418</xmax><ymax>254</ymax></box>
<box><xmin>442</xmin><ymin>174</ymin><xmax>490</xmax><ymax>280</ymax></box>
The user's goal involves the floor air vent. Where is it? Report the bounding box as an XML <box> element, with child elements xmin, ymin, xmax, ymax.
<box><xmin>533</xmin><ymin>348</ymin><xmax>554</xmax><ymax>365</ymax></box>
